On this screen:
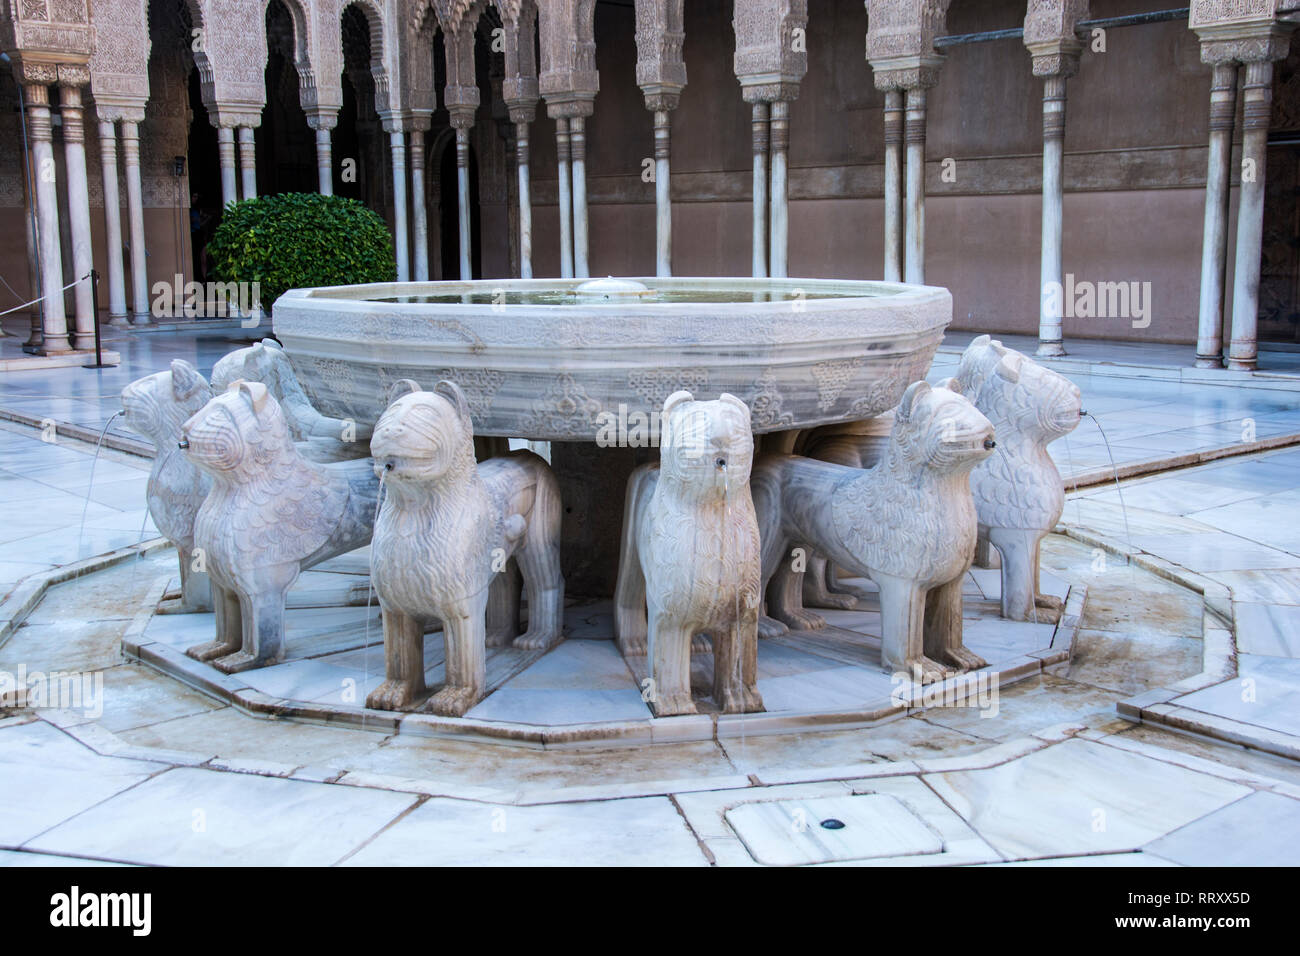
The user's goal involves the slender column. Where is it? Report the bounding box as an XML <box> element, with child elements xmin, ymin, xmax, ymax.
<box><xmin>97</xmin><ymin>120</ymin><xmax>129</xmax><ymax>327</ymax></box>
<box><xmin>455</xmin><ymin>127</ymin><xmax>472</xmax><ymax>280</ymax></box>
<box><xmin>1037</xmin><ymin>75</ymin><xmax>1067</xmax><ymax>357</ymax></box>
<box><xmin>24</xmin><ymin>84</ymin><xmax>69</xmax><ymax>352</ymax></box>
<box><xmin>1229</xmin><ymin>60</ymin><xmax>1274</xmax><ymax>371</ymax></box>
<box><xmin>556</xmin><ymin>118</ymin><xmax>573</xmax><ymax>279</ymax></box>
<box><xmin>410</xmin><ymin>129</ymin><xmax>428</xmax><ymax>281</ymax></box>
<box><xmin>59</xmin><ymin>85</ymin><xmax>95</xmax><ymax>349</ymax></box>
<box><xmin>654</xmin><ymin>110</ymin><xmax>671</xmax><ymax>276</ymax></box>
<box><xmin>570</xmin><ymin>115</ymin><xmax>589</xmax><ymax>278</ymax></box>
<box><xmin>22</xmin><ymin>170</ymin><xmax>42</xmax><ymax>346</ymax></box>
<box><xmin>883</xmin><ymin>90</ymin><xmax>903</xmax><ymax>282</ymax></box>
<box><xmin>121</xmin><ymin>120</ymin><xmax>150</xmax><ymax>325</ymax></box>
<box><xmin>1195</xmin><ymin>63</ymin><xmax>1239</xmax><ymax>368</ymax></box>
<box><xmin>751</xmin><ymin>102</ymin><xmax>769</xmax><ymax>278</ymax></box>
<box><xmin>238</xmin><ymin>127</ymin><xmax>257</xmax><ymax>200</ymax></box>
<box><xmin>769</xmin><ymin>100</ymin><xmax>790</xmax><ymax>278</ymax></box>
<box><xmin>315</xmin><ymin>128</ymin><xmax>333</xmax><ymax>195</ymax></box>
<box><xmin>516</xmin><ymin>122</ymin><xmax>533</xmax><ymax>278</ymax></box>
<box><xmin>904</xmin><ymin>87</ymin><xmax>927</xmax><ymax>285</ymax></box>
<box><xmin>217</xmin><ymin>126</ymin><xmax>238</xmax><ymax>206</ymax></box>
<box><xmin>390</xmin><ymin>131</ymin><xmax>409</xmax><ymax>281</ymax></box>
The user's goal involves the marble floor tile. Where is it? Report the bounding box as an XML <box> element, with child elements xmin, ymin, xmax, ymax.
<box><xmin>726</xmin><ymin>793</ymin><xmax>943</xmax><ymax>865</ymax></box>
<box><xmin>341</xmin><ymin>795</ymin><xmax>709</xmax><ymax>866</ymax></box>
<box><xmin>924</xmin><ymin>738</ymin><xmax>1251</xmax><ymax>859</ymax></box>
<box><xmin>1143</xmin><ymin>791</ymin><xmax>1300</xmax><ymax>866</ymax></box>
<box><xmin>1206</xmin><ymin>569</ymin><xmax>1300</xmax><ymax>606</ymax></box>
<box><xmin>1174</xmin><ymin>657</ymin><xmax>1300</xmax><ymax>738</ymax></box>
<box><xmin>1186</xmin><ymin>491</ymin><xmax>1300</xmax><ymax>556</ymax></box>
<box><xmin>1233</xmin><ymin>603</ymin><xmax>1300</xmax><ymax>658</ymax></box>
<box><xmin>1124</xmin><ymin>533</ymin><xmax>1298</xmax><ymax>573</ymax></box>
<box><xmin>0</xmin><ymin>720</ymin><xmax>168</xmax><ymax>846</ymax></box>
<box><xmin>27</xmin><ymin>766</ymin><xmax>417</xmax><ymax>866</ymax></box>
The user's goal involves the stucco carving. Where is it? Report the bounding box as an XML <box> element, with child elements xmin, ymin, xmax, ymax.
<box><xmin>732</xmin><ymin>0</ymin><xmax>807</xmax><ymax>102</ymax></box>
<box><xmin>635</xmin><ymin>0</ymin><xmax>685</xmax><ymax>110</ymax></box>
<box><xmin>614</xmin><ymin>392</ymin><xmax>764</xmax><ymax>716</ymax></box>
<box><xmin>865</xmin><ymin>0</ymin><xmax>949</xmax><ymax>91</ymax></box>
<box><xmin>1023</xmin><ymin>0</ymin><xmax>1089</xmax><ymax>78</ymax></box>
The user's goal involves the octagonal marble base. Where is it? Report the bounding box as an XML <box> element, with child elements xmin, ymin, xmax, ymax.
<box><xmin>120</xmin><ymin>546</ymin><xmax>1085</xmax><ymax>748</ymax></box>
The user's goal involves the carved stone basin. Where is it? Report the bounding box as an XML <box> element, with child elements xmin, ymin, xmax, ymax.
<box><xmin>271</xmin><ymin>277</ymin><xmax>952</xmax><ymax>440</ymax></box>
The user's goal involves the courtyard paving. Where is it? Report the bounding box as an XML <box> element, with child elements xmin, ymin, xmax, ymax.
<box><xmin>1</xmin><ymin>319</ymin><xmax>1299</xmax><ymax>866</ymax></box>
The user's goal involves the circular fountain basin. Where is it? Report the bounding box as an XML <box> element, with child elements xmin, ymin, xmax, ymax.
<box><xmin>271</xmin><ymin>277</ymin><xmax>951</xmax><ymax>439</ymax></box>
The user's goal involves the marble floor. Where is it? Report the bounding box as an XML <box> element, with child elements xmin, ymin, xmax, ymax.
<box><xmin>1</xmin><ymin>323</ymin><xmax>1299</xmax><ymax>866</ymax></box>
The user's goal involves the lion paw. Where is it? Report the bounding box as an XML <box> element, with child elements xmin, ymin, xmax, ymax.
<box><xmin>778</xmin><ymin>608</ymin><xmax>827</xmax><ymax>631</ymax></box>
<box><xmin>366</xmin><ymin>679</ymin><xmax>423</xmax><ymax>712</ymax></box>
<box><xmin>424</xmin><ymin>685</ymin><xmax>481</xmax><ymax>717</ymax></box>
<box><xmin>940</xmin><ymin>647</ymin><xmax>988</xmax><ymax>672</ymax></box>
<box><xmin>513</xmin><ymin>628</ymin><xmax>561</xmax><ymax>652</ymax></box>
<box><xmin>211</xmin><ymin>650</ymin><xmax>275</xmax><ymax>674</ymax></box>
<box><xmin>185</xmin><ymin>638</ymin><xmax>240</xmax><ymax>662</ymax></box>
<box><xmin>803</xmin><ymin>589</ymin><xmax>858</xmax><ymax>611</ymax></box>
<box><xmin>485</xmin><ymin>628</ymin><xmax>515</xmax><ymax>648</ymax></box>
<box><xmin>757</xmin><ymin>615</ymin><xmax>788</xmax><ymax>640</ymax></box>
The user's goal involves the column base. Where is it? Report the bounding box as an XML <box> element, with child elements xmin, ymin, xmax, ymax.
<box><xmin>1227</xmin><ymin>358</ymin><xmax>1257</xmax><ymax>372</ymax></box>
<box><xmin>1194</xmin><ymin>354</ymin><xmax>1224</xmax><ymax>370</ymax></box>
<box><xmin>73</xmin><ymin>334</ymin><xmax>96</xmax><ymax>350</ymax></box>
<box><xmin>1035</xmin><ymin>340</ymin><xmax>1066</xmax><ymax>358</ymax></box>
<box><xmin>33</xmin><ymin>341</ymin><xmax>73</xmax><ymax>355</ymax></box>
<box><xmin>131</xmin><ymin>312</ymin><xmax>153</xmax><ymax>327</ymax></box>
<box><xmin>109</xmin><ymin>313</ymin><xmax>131</xmax><ymax>329</ymax></box>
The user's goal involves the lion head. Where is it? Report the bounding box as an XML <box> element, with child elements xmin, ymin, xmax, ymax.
<box><xmin>180</xmin><ymin>380</ymin><xmax>295</xmax><ymax>480</ymax></box>
<box><xmin>954</xmin><ymin>335</ymin><xmax>1081</xmax><ymax>445</ymax></box>
<box><xmin>121</xmin><ymin>360</ymin><xmax>211</xmax><ymax>447</ymax></box>
<box><xmin>369</xmin><ymin>379</ymin><xmax>477</xmax><ymax>488</ymax></box>
<box><xmin>887</xmin><ymin>380</ymin><xmax>995</xmax><ymax>477</ymax></box>
<box><xmin>659</xmin><ymin>390</ymin><xmax>754</xmax><ymax>493</ymax></box>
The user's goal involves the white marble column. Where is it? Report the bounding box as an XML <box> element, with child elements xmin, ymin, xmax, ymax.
<box><xmin>455</xmin><ymin>127</ymin><xmax>472</xmax><ymax>280</ymax></box>
<box><xmin>121</xmin><ymin>119</ymin><xmax>150</xmax><ymax>326</ymax></box>
<box><xmin>97</xmin><ymin>119</ymin><xmax>129</xmax><ymax>327</ymax></box>
<box><xmin>769</xmin><ymin>100</ymin><xmax>790</xmax><ymax>279</ymax></box>
<box><xmin>570</xmin><ymin>115</ymin><xmax>589</xmax><ymax>278</ymax></box>
<box><xmin>883</xmin><ymin>90</ymin><xmax>903</xmax><ymax>282</ymax></box>
<box><xmin>654</xmin><ymin>110</ymin><xmax>671</xmax><ymax>277</ymax></box>
<box><xmin>22</xmin><ymin>176</ymin><xmax>42</xmax><ymax>346</ymax></box>
<box><xmin>315</xmin><ymin>128</ymin><xmax>333</xmax><ymax>196</ymax></box>
<box><xmin>59</xmin><ymin>85</ymin><xmax>95</xmax><ymax>349</ymax></box>
<box><xmin>1229</xmin><ymin>60</ymin><xmax>1274</xmax><ymax>371</ymax></box>
<box><xmin>903</xmin><ymin>87</ymin><xmax>927</xmax><ymax>285</ymax></box>
<box><xmin>751</xmin><ymin>102</ymin><xmax>769</xmax><ymax>279</ymax></box>
<box><xmin>238</xmin><ymin>127</ymin><xmax>257</xmax><ymax>200</ymax></box>
<box><xmin>411</xmin><ymin>129</ymin><xmax>429</xmax><ymax>281</ymax></box>
<box><xmin>515</xmin><ymin>121</ymin><xmax>533</xmax><ymax>278</ymax></box>
<box><xmin>1196</xmin><ymin>62</ymin><xmax>1239</xmax><ymax>368</ymax></box>
<box><xmin>217</xmin><ymin>126</ymin><xmax>238</xmax><ymax>206</ymax></box>
<box><xmin>24</xmin><ymin>84</ymin><xmax>69</xmax><ymax>352</ymax></box>
<box><xmin>556</xmin><ymin>118</ymin><xmax>573</xmax><ymax>279</ymax></box>
<box><xmin>1037</xmin><ymin>74</ymin><xmax>1067</xmax><ymax>357</ymax></box>
<box><xmin>390</xmin><ymin>131</ymin><xmax>409</xmax><ymax>281</ymax></box>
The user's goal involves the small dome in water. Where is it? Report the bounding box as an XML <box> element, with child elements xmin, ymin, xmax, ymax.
<box><xmin>573</xmin><ymin>276</ymin><xmax>652</xmax><ymax>298</ymax></box>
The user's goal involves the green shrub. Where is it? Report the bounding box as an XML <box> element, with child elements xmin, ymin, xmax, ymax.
<box><xmin>207</xmin><ymin>193</ymin><xmax>396</xmax><ymax>311</ymax></box>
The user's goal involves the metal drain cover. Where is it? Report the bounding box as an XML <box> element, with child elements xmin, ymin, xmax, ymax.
<box><xmin>725</xmin><ymin>794</ymin><xmax>944</xmax><ymax>866</ymax></box>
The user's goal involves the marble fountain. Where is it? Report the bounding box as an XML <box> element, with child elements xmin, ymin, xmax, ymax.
<box><xmin>118</xmin><ymin>277</ymin><xmax>1085</xmax><ymax>746</ymax></box>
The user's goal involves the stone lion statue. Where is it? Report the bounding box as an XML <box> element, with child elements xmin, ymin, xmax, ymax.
<box><xmin>180</xmin><ymin>380</ymin><xmax>380</xmax><ymax>673</ymax></box>
<box><xmin>614</xmin><ymin>391</ymin><xmax>764</xmax><ymax>717</ymax></box>
<box><xmin>953</xmin><ymin>335</ymin><xmax>1081</xmax><ymax>622</ymax></box>
<box><xmin>211</xmin><ymin>338</ymin><xmax>369</xmax><ymax>462</ymax></box>
<box><xmin>366</xmin><ymin>379</ymin><xmax>565</xmax><ymax>718</ymax></box>
<box><xmin>120</xmin><ymin>359</ymin><xmax>213</xmax><ymax>612</ymax></box>
<box><xmin>752</xmin><ymin>380</ymin><xmax>994</xmax><ymax>684</ymax></box>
